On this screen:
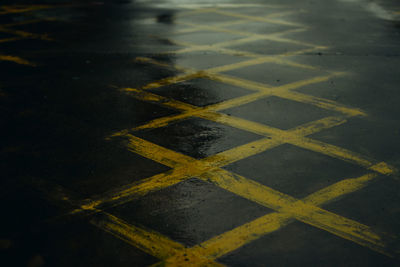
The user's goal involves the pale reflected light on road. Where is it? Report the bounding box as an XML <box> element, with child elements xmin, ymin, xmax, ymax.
<box><xmin>339</xmin><ymin>0</ymin><xmax>396</xmax><ymax>20</ymax></box>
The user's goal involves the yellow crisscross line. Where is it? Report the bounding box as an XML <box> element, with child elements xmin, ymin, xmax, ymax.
<box><xmin>87</xmin><ymin>115</ymin><xmax>394</xmax><ymax>265</ymax></box>
<box><xmin>67</xmin><ymin>5</ymin><xmax>396</xmax><ymax>266</ymax></box>
<box><xmin>92</xmin><ymin>172</ymin><xmax>381</xmax><ymax>267</ymax></box>
<box><xmin>0</xmin><ymin>5</ymin><xmax>62</xmax><ymax>66</ymax></box>
<box><xmin>0</xmin><ymin>5</ymin><xmax>53</xmax><ymax>15</ymax></box>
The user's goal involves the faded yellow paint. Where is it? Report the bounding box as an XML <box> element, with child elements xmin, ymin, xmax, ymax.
<box><xmin>178</xmin><ymin>21</ymin><xmax>320</xmax><ymax>48</ymax></box>
<box><xmin>0</xmin><ymin>54</ymin><xmax>35</xmax><ymax>66</ymax></box>
<box><xmin>171</xmin><ymin>27</ymin><xmax>308</xmax><ymax>55</ymax></box>
<box><xmin>277</xmin><ymin>89</ymin><xmax>366</xmax><ymax>116</ymax></box>
<box><xmin>0</xmin><ymin>3</ymin><xmax>79</xmax><ymax>15</ymax></box>
<box><xmin>175</xmin><ymin>13</ymin><xmax>307</xmax><ymax>40</ymax></box>
<box><xmin>0</xmin><ymin>5</ymin><xmax>53</xmax><ymax>15</ymax></box>
<box><xmin>211</xmin><ymin>9</ymin><xmax>303</xmax><ymax>27</ymax></box>
<box><xmin>293</xmin><ymin>138</ymin><xmax>391</xmax><ymax>174</ymax></box>
<box><xmin>370</xmin><ymin>162</ymin><xmax>396</xmax><ymax>175</ymax></box>
<box><xmin>124</xmin><ymin>87</ymin><xmax>195</xmax><ymax>111</ymax></box>
<box><xmin>0</xmin><ymin>5</ymin><xmax>58</xmax><ymax>60</ymax></box>
<box><xmin>175</xmin><ymin>7</ymin><xmax>219</xmax><ymax>18</ymax></box>
<box><xmin>176</xmin><ymin>5</ymin><xmax>290</xmax><ymax>19</ymax></box>
<box><xmin>141</xmin><ymin>72</ymin><xmax>206</xmax><ymax>90</ymax></box>
<box><xmin>304</xmin><ymin>173</ymin><xmax>378</xmax><ymax>206</ymax></box>
<box><xmin>92</xmin><ymin>212</ymin><xmax>225</xmax><ymax>266</ymax></box>
<box><xmin>2</xmin><ymin>18</ymin><xmax>57</xmax><ymax>28</ymax></box>
<box><xmin>91</xmin><ymin>212</ymin><xmax>186</xmax><ymax>259</ymax></box>
<box><xmin>266</xmin><ymin>10</ymin><xmax>300</xmax><ymax>19</ymax></box>
<box><xmin>0</xmin><ymin>26</ymin><xmax>52</xmax><ymax>41</ymax></box>
<box><xmin>204</xmin><ymin>50</ymin><xmax>319</xmax><ymax>73</ymax></box>
<box><xmin>175</xmin><ymin>20</ymin><xmax>248</xmax><ymax>34</ymax></box>
<box><xmin>0</xmin><ymin>37</ymin><xmax>23</xmax><ymax>43</ymax></box>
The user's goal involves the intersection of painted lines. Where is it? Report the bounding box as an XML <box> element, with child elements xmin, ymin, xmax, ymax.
<box><xmin>81</xmin><ymin>97</ymin><xmax>395</xmax><ymax>262</ymax></box>
<box><xmin>0</xmin><ymin>5</ymin><xmax>63</xmax><ymax>65</ymax></box>
<box><xmin>92</xmin><ymin>171</ymin><xmax>382</xmax><ymax>267</ymax></box>
<box><xmin>72</xmin><ymin>5</ymin><xmax>398</xmax><ymax>266</ymax></box>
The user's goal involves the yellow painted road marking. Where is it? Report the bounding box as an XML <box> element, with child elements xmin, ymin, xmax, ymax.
<box><xmin>0</xmin><ymin>4</ymin><xmax>60</xmax><ymax>56</ymax></box>
<box><xmin>91</xmin><ymin>133</ymin><xmax>390</xmax><ymax>256</ymax></box>
<box><xmin>210</xmin><ymin>9</ymin><xmax>303</xmax><ymax>27</ymax></box>
<box><xmin>76</xmin><ymin>123</ymin><xmax>395</xmax><ymax>256</ymax></box>
<box><xmin>141</xmin><ymin>71</ymin><xmax>207</xmax><ymax>91</ymax></box>
<box><xmin>0</xmin><ymin>5</ymin><xmax>53</xmax><ymax>15</ymax></box>
<box><xmin>0</xmin><ymin>37</ymin><xmax>23</xmax><ymax>43</ymax></box>
<box><xmin>131</xmin><ymin>56</ymin><xmax>364</xmax><ymax>118</ymax></box>
<box><xmin>202</xmin><ymin>173</ymin><xmax>382</xmax><ymax>259</ymax></box>
<box><xmin>178</xmin><ymin>4</ymin><xmax>289</xmax><ymax>10</ymax></box>
<box><xmin>0</xmin><ymin>16</ymin><xmax>55</xmax><ymax>66</ymax></box>
<box><xmin>266</xmin><ymin>10</ymin><xmax>301</xmax><ymax>19</ymax></box>
<box><xmin>177</xmin><ymin>21</ymin><xmax>319</xmax><ymax>48</ymax></box>
<box><xmin>174</xmin><ymin>27</ymin><xmax>308</xmax><ymax>50</ymax></box>
<box><xmin>0</xmin><ymin>3</ymin><xmax>82</xmax><ymax>15</ymax></box>
<box><xmin>1</xmin><ymin>18</ymin><xmax>57</xmax><ymax>28</ymax></box>
<box><xmin>162</xmin><ymin>173</ymin><xmax>383</xmax><ymax>266</ymax></box>
<box><xmin>175</xmin><ymin>8</ymin><xmax>219</xmax><ymax>18</ymax></box>
<box><xmin>120</xmin><ymin>71</ymin><xmax>364</xmax><ymax>136</ymax></box>
<box><xmin>175</xmin><ymin>10</ymin><xmax>302</xmax><ymax>35</ymax></box>
<box><xmin>175</xmin><ymin>20</ymin><xmax>248</xmax><ymax>34</ymax></box>
<box><xmin>0</xmin><ymin>54</ymin><xmax>35</xmax><ymax>66</ymax></box>
<box><xmin>91</xmin><ymin>172</ymin><xmax>385</xmax><ymax>267</ymax></box>
<box><xmin>96</xmin><ymin>43</ymin><xmax>397</xmax><ymax>257</ymax></box>
<box><xmin>92</xmin><ymin>212</ymin><xmax>186</xmax><ymax>258</ymax></box>
<box><xmin>201</xmin><ymin>169</ymin><xmax>385</xmax><ymax>249</ymax></box>
<box><xmin>146</xmin><ymin>35</ymin><xmax>319</xmax><ymax>72</ymax></box>
<box><xmin>175</xmin><ymin>5</ymin><xmax>290</xmax><ymax>18</ymax></box>
<box><xmin>91</xmin><ymin>212</ymin><xmax>225</xmax><ymax>267</ymax></box>
<box><xmin>80</xmin><ymin>115</ymin><xmax>346</xmax><ymax>211</ymax></box>
<box><xmin>203</xmin><ymin>50</ymin><xmax>322</xmax><ymax>73</ymax></box>
<box><xmin>46</xmin><ymin>4</ymin><xmax>398</xmax><ymax>264</ymax></box>
<box><xmin>0</xmin><ymin>26</ymin><xmax>52</xmax><ymax>41</ymax></box>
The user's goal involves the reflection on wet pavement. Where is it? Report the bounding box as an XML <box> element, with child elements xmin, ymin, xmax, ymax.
<box><xmin>1</xmin><ymin>0</ymin><xmax>400</xmax><ymax>266</ymax></box>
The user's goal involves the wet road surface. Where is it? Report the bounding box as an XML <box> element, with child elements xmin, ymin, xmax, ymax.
<box><xmin>1</xmin><ymin>0</ymin><xmax>400</xmax><ymax>266</ymax></box>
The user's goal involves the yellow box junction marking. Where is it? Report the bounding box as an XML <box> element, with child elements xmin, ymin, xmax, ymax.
<box><xmin>53</xmin><ymin>5</ymin><xmax>397</xmax><ymax>266</ymax></box>
<box><xmin>92</xmin><ymin>172</ymin><xmax>383</xmax><ymax>267</ymax></box>
<box><xmin>0</xmin><ymin>4</ymin><xmax>71</xmax><ymax>65</ymax></box>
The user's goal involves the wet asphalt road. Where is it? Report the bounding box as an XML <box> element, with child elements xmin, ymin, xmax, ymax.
<box><xmin>1</xmin><ymin>0</ymin><xmax>400</xmax><ymax>266</ymax></box>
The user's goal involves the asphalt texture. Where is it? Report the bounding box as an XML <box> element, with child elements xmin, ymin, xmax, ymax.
<box><xmin>1</xmin><ymin>0</ymin><xmax>400</xmax><ymax>266</ymax></box>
